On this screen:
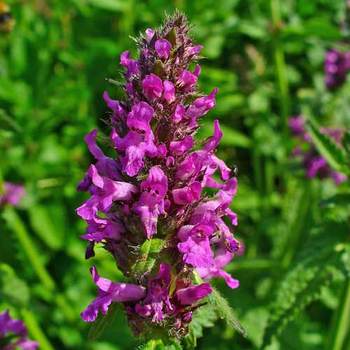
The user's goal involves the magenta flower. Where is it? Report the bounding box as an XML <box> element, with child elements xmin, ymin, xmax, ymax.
<box><xmin>163</xmin><ymin>80</ymin><xmax>176</xmax><ymax>103</ymax></box>
<box><xmin>324</xmin><ymin>49</ymin><xmax>350</xmax><ymax>90</ymax></box>
<box><xmin>155</xmin><ymin>39</ymin><xmax>172</xmax><ymax>60</ymax></box>
<box><xmin>81</xmin><ymin>266</ymin><xmax>146</xmax><ymax>322</ymax></box>
<box><xmin>175</xmin><ymin>283</ymin><xmax>212</xmax><ymax>305</ymax></box>
<box><xmin>142</xmin><ymin>74</ymin><xmax>163</xmax><ymax>100</ymax></box>
<box><xmin>133</xmin><ymin>166</ymin><xmax>168</xmax><ymax>238</ymax></box>
<box><xmin>0</xmin><ymin>311</ymin><xmax>38</xmax><ymax>350</ymax></box>
<box><xmin>77</xmin><ymin>13</ymin><xmax>241</xmax><ymax>338</ymax></box>
<box><xmin>0</xmin><ymin>182</ymin><xmax>25</xmax><ymax>207</ymax></box>
<box><xmin>289</xmin><ymin>115</ymin><xmax>347</xmax><ymax>184</ymax></box>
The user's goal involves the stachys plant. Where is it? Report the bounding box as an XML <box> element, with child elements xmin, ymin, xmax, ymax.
<box><xmin>289</xmin><ymin>116</ymin><xmax>347</xmax><ymax>184</ymax></box>
<box><xmin>77</xmin><ymin>12</ymin><xmax>243</xmax><ymax>345</ymax></box>
<box><xmin>0</xmin><ymin>310</ymin><xmax>38</xmax><ymax>350</ymax></box>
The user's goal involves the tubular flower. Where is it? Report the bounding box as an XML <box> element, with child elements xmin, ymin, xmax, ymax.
<box><xmin>0</xmin><ymin>182</ymin><xmax>25</xmax><ymax>207</ymax></box>
<box><xmin>289</xmin><ymin>116</ymin><xmax>347</xmax><ymax>184</ymax></box>
<box><xmin>77</xmin><ymin>13</ymin><xmax>241</xmax><ymax>337</ymax></box>
<box><xmin>0</xmin><ymin>311</ymin><xmax>38</xmax><ymax>350</ymax></box>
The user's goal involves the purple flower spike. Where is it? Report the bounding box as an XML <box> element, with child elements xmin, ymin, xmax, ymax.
<box><xmin>0</xmin><ymin>311</ymin><xmax>38</xmax><ymax>350</ymax></box>
<box><xmin>77</xmin><ymin>13</ymin><xmax>241</xmax><ymax>338</ymax></box>
<box><xmin>289</xmin><ymin>116</ymin><xmax>347</xmax><ymax>184</ymax></box>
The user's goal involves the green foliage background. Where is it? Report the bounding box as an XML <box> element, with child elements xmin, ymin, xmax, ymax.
<box><xmin>1</xmin><ymin>0</ymin><xmax>350</xmax><ymax>349</ymax></box>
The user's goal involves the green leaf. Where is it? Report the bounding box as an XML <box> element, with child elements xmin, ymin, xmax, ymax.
<box><xmin>88</xmin><ymin>303</ymin><xmax>118</xmax><ymax>341</ymax></box>
<box><xmin>343</xmin><ymin>130</ymin><xmax>350</xmax><ymax>157</ymax></box>
<box><xmin>262</xmin><ymin>222</ymin><xmax>347</xmax><ymax>348</ymax></box>
<box><xmin>0</xmin><ymin>264</ymin><xmax>30</xmax><ymax>306</ymax></box>
<box><xmin>21</xmin><ymin>309</ymin><xmax>55</xmax><ymax>350</ymax></box>
<box><xmin>132</xmin><ymin>238</ymin><xmax>165</xmax><ymax>275</ymax></box>
<box><xmin>28</xmin><ymin>205</ymin><xmax>63</xmax><ymax>250</ymax></box>
<box><xmin>326</xmin><ymin>278</ymin><xmax>350</xmax><ymax>350</ymax></box>
<box><xmin>321</xmin><ymin>193</ymin><xmax>350</xmax><ymax>208</ymax></box>
<box><xmin>341</xmin><ymin>244</ymin><xmax>350</xmax><ymax>278</ymax></box>
<box><xmin>138</xmin><ymin>339</ymin><xmax>182</xmax><ymax>350</ymax></box>
<box><xmin>87</xmin><ymin>0</ymin><xmax>127</xmax><ymax>12</ymax></box>
<box><xmin>306</xmin><ymin>119</ymin><xmax>348</xmax><ymax>174</ymax></box>
<box><xmin>220</xmin><ymin>124</ymin><xmax>251</xmax><ymax>148</ymax></box>
<box><xmin>184</xmin><ymin>303</ymin><xmax>218</xmax><ymax>349</ymax></box>
<box><xmin>140</xmin><ymin>238</ymin><xmax>165</xmax><ymax>255</ymax></box>
<box><xmin>262</xmin><ymin>265</ymin><xmax>335</xmax><ymax>348</ymax></box>
<box><xmin>2</xmin><ymin>207</ymin><xmax>55</xmax><ymax>291</ymax></box>
<box><xmin>197</xmin><ymin>121</ymin><xmax>251</xmax><ymax>148</ymax></box>
<box><xmin>303</xmin><ymin>17</ymin><xmax>341</xmax><ymax>40</ymax></box>
<box><xmin>239</xmin><ymin>21</ymin><xmax>267</xmax><ymax>38</ymax></box>
<box><xmin>208</xmin><ymin>288</ymin><xmax>246</xmax><ymax>337</ymax></box>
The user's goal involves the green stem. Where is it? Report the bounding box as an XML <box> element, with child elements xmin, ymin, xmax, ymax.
<box><xmin>270</xmin><ymin>0</ymin><xmax>290</xmax><ymax>136</ymax></box>
<box><xmin>328</xmin><ymin>278</ymin><xmax>350</xmax><ymax>350</ymax></box>
<box><xmin>265</xmin><ymin>159</ymin><xmax>274</xmax><ymax>197</ymax></box>
<box><xmin>253</xmin><ymin>149</ymin><xmax>263</xmax><ymax>198</ymax></box>
<box><xmin>21</xmin><ymin>308</ymin><xmax>55</xmax><ymax>350</ymax></box>
<box><xmin>2</xmin><ymin>207</ymin><xmax>55</xmax><ymax>291</ymax></box>
<box><xmin>281</xmin><ymin>181</ymin><xmax>311</xmax><ymax>268</ymax></box>
<box><xmin>2</xmin><ymin>207</ymin><xmax>75</xmax><ymax>322</ymax></box>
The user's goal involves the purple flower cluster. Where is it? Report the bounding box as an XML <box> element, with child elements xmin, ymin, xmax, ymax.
<box><xmin>289</xmin><ymin>116</ymin><xmax>347</xmax><ymax>184</ymax></box>
<box><xmin>77</xmin><ymin>14</ymin><xmax>240</xmax><ymax>337</ymax></box>
<box><xmin>0</xmin><ymin>182</ymin><xmax>25</xmax><ymax>207</ymax></box>
<box><xmin>0</xmin><ymin>311</ymin><xmax>38</xmax><ymax>350</ymax></box>
<box><xmin>324</xmin><ymin>49</ymin><xmax>350</xmax><ymax>90</ymax></box>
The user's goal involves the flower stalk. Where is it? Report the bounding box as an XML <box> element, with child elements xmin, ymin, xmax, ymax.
<box><xmin>328</xmin><ymin>277</ymin><xmax>350</xmax><ymax>350</ymax></box>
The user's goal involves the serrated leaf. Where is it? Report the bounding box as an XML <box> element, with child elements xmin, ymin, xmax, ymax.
<box><xmin>306</xmin><ymin>119</ymin><xmax>348</xmax><ymax>174</ymax></box>
<box><xmin>208</xmin><ymin>287</ymin><xmax>246</xmax><ymax>337</ymax></box>
<box><xmin>88</xmin><ymin>303</ymin><xmax>118</xmax><ymax>341</ymax></box>
<box><xmin>262</xmin><ymin>266</ymin><xmax>336</xmax><ymax>348</ymax></box>
<box><xmin>184</xmin><ymin>303</ymin><xmax>217</xmax><ymax>349</ymax></box>
<box><xmin>262</xmin><ymin>223</ymin><xmax>346</xmax><ymax>348</ymax></box>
